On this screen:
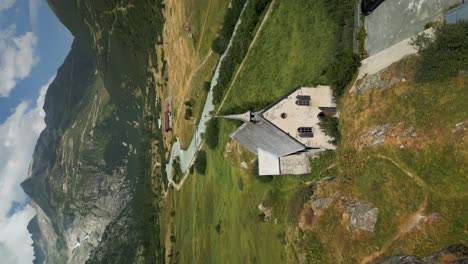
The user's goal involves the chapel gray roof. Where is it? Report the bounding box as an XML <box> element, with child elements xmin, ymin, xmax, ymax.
<box><xmin>229</xmin><ymin>116</ymin><xmax>305</xmax><ymax>157</ymax></box>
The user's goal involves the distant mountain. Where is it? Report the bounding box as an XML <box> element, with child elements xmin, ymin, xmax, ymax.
<box><xmin>22</xmin><ymin>0</ymin><xmax>165</xmax><ymax>263</ymax></box>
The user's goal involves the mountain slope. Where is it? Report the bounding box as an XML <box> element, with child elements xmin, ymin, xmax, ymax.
<box><xmin>22</xmin><ymin>0</ymin><xmax>165</xmax><ymax>263</ymax></box>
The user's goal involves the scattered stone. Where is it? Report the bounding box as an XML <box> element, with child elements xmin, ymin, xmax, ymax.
<box><xmin>359</xmin><ymin>124</ymin><xmax>391</xmax><ymax>148</ymax></box>
<box><xmin>298</xmin><ymin>221</ymin><xmax>304</xmax><ymax>229</ymax></box>
<box><xmin>311</xmin><ymin>197</ymin><xmax>333</xmax><ymax>211</ymax></box>
<box><xmin>258</xmin><ymin>202</ymin><xmax>272</xmax><ymax>222</ymax></box>
<box><xmin>345</xmin><ymin>201</ymin><xmax>379</xmax><ymax>233</ymax></box>
<box><xmin>355</xmin><ymin>72</ymin><xmax>400</xmax><ymax>93</ymax></box>
<box><xmin>452</xmin><ymin>121</ymin><xmax>468</xmax><ymax>133</ymax></box>
<box><xmin>241</xmin><ymin>161</ymin><xmax>248</xmax><ymax>169</ymax></box>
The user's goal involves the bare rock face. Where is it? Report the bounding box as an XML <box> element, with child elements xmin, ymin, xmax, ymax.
<box><xmin>21</xmin><ymin>40</ymin><xmax>132</xmax><ymax>264</ymax></box>
<box><xmin>345</xmin><ymin>201</ymin><xmax>379</xmax><ymax>233</ymax></box>
<box><xmin>359</xmin><ymin>124</ymin><xmax>391</xmax><ymax>147</ymax></box>
<box><xmin>355</xmin><ymin>71</ymin><xmax>400</xmax><ymax>93</ymax></box>
<box><xmin>378</xmin><ymin>244</ymin><xmax>468</xmax><ymax>264</ymax></box>
<box><xmin>311</xmin><ymin>197</ymin><xmax>333</xmax><ymax>211</ymax></box>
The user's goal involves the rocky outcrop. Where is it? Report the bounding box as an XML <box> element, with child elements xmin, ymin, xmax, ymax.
<box><xmin>358</xmin><ymin>123</ymin><xmax>418</xmax><ymax>150</ymax></box>
<box><xmin>345</xmin><ymin>200</ymin><xmax>379</xmax><ymax>233</ymax></box>
<box><xmin>355</xmin><ymin>71</ymin><xmax>401</xmax><ymax>93</ymax></box>
<box><xmin>378</xmin><ymin>244</ymin><xmax>468</xmax><ymax>264</ymax></box>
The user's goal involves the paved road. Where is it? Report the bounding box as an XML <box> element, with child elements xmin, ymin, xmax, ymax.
<box><xmin>356</xmin><ymin>28</ymin><xmax>433</xmax><ymax>80</ymax></box>
<box><xmin>365</xmin><ymin>0</ymin><xmax>459</xmax><ymax>55</ymax></box>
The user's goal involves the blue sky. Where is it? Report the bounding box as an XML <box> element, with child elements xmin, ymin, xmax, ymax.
<box><xmin>0</xmin><ymin>0</ymin><xmax>72</xmax><ymax>263</ymax></box>
<box><xmin>0</xmin><ymin>0</ymin><xmax>72</xmax><ymax>122</ymax></box>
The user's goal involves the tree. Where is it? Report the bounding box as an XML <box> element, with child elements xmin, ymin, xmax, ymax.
<box><xmin>195</xmin><ymin>150</ymin><xmax>207</xmax><ymax>175</ymax></box>
<box><xmin>205</xmin><ymin>119</ymin><xmax>219</xmax><ymax>149</ymax></box>
<box><xmin>318</xmin><ymin>117</ymin><xmax>340</xmax><ymax>145</ymax></box>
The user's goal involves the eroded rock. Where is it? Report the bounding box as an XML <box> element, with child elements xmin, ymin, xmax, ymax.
<box><xmin>345</xmin><ymin>200</ymin><xmax>379</xmax><ymax>233</ymax></box>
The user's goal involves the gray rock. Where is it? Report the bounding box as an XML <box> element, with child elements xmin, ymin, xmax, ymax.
<box><xmin>311</xmin><ymin>197</ymin><xmax>333</xmax><ymax>210</ymax></box>
<box><xmin>346</xmin><ymin>201</ymin><xmax>379</xmax><ymax>233</ymax></box>
<box><xmin>359</xmin><ymin>124</ymin><xmax>391</xmax><ymax>148</ymax></box>
<box><xmin>423</xmin><ymin>244</ymin><xmax>468</xmax><ymax>264</ymax></box>
<box><xmin>355</xmin><ymin>71</ymin><xmax>400</xmax><ymax>93</ymax></box>
<box><xmin>377</xmin><ymin>244</ymin><xmax>468</xmax><ymax>264</ymax></box>
<box><xmin>378</xmin><ymin>255</ymin><xmax>424</xmax><ymax>264</ymax></box>
<box><xmin>241</xmin><ymin>161</ymin><xmax>248</xmax><ymax>169</ymax></box>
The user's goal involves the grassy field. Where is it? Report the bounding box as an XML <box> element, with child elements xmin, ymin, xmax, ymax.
<box><xmin>220</xmin><ymin>0</ymin><xmax>343</xmax><ymax>113</ymax></box>
<box><xmin>165</xmin><ymin>0</ymin><xmax>230</xmax><ymax>149</ymax></box>
<box><xmin>185</xmin><ymin>0</ymin><xmax>231</xmax><ymax>59</ymax></box>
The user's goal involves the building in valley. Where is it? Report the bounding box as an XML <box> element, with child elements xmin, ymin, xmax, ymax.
<box><xmin>164</xmin><ymin>97</ymin><xmax>172</xmax><ymax>132</ymax></box>
<box><xmin>221</xmin><ymin>86</ymin><xmax>338</xmax><ymax>176</ymax></box>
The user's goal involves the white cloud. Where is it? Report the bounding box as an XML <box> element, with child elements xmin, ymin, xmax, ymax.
<box><xmin>0</xmin><ymin>0</ymin><xmax>16</xmax><ymax>11</ymax></box>
<box><xmin>29</xmin><ymin>0</ymin><xmax>41</xmax><ymax>33</ymax></box>
<box><xmin>0</xmin><ymin>26</ymin><xmax>39</xmax><ymax>97</ymax></box>
<box><xmin>0</xmin><ymin>76</ymin><xmax>54</xmax><ymax>264</ymax></box>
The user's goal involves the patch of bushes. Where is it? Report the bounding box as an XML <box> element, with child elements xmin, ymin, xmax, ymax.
<box><xmin>321</xmin><ymin>0</ymin><xmax>359</xmax><ymax>98</ymax></box>
<box><xmin>204</xmin><ymin>118</ymin><xmax>220</xmax><ymax>149</ymax></box>
<box><xmin>195</xmin><ymin>150</ymin><xmax>207</xmax><ymax>175</ymax></box>
<box><xmin>172</xmin><ymin>157</ymin><xmax>182</xmax><ymax>183</ymax></box>
<box><xmin>203</xmin><ymin>81</ymin><xmax>211</xmax><ymax>92</ymax></box>
<box><xmin>215</xmin><ymin>220</ymin><xmax>223</xmax><ymax>234</ymax></box>
<box><xmin>212</xmin><ymin>0</ymin><xmax>248</xmax><ymax>54</ymax></box>
<box><xmin>184</xmin><ymin>108</ymin><xmax>193</xmax><ymax>120</ymax></box>
<box><xmin>318</xmin><ymin>117</ymin><xmax>340</xmax><ymax>145</ymax></box>
<box><xmin>212</xmin><ymin>0</ymin><xmax>271</xmax><ymax>104</ymax></box>
<box><xmin>412</xmin><ymin>21</ymin><xmax>468</xmax><ymax>82</ymax></box>
<box><xmin>325</xmin><ymin>50</ymin><xmax>360</xmax><ymax>98</ymax></box>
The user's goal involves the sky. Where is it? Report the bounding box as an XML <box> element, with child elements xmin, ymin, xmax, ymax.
<box><xmin>0</xmin><ymin>0</ymin><xmax>72</xmax><ymax>263</ymax></box>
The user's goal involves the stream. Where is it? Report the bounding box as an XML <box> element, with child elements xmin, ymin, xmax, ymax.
<box><xmin>165</xmin><ymin>1</ymin><xmax>249</xmax><ymax>181</ymax></box>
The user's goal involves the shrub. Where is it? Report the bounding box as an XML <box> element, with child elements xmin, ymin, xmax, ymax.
<box><xmin>413</xmin><ymin>21</ymin><xmax>468</xmax><ymax>82</ymax></box>
<box><xmin>326</xmin><ymin>50</ymin><xmax>360</xmax><ymax>98</ymax></box>
<box><xmin>195</xmin><ymin>150</ymin><xmax>207</xmax><ymax>175</ymax></box>
<box><xmin>203</xmin><ymin>81</ymin><xmax>211</xmax><ymax>92</ymax></box>
<box><xmin>318</xmin><ymin>117</ymin><xmax>340</xmax><ymax>145</ymax></box>
<box><xmin>204</xmin><ymin>118</ymin><xmax>219</xmax><ymax>149</ymax></box>
<box><xmin>184</xmin><ymin>108</ymin><xmax>193</xmax><ymax>120</ymax></box>
<box><xmin>211</xmin><ymin>0</ymin><xmax>247</xmax><ymax>54</ymax></box>
<box><xmin>184</xmin><ymin>100</ymin><xmax>192</xmax><ymax>107</ymax></box>
<box><xmin>172</xmin><ymin>157</ymin><xmax>182</xmax><ymax>183</ymax></box>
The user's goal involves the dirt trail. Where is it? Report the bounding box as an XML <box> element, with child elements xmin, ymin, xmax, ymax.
<box><xmin>361</xmin><ymin>154</ymin><xmax>430</xmax><ymax>264</ymax></box>
<box><xmin>217</xmin><ymin>0</ymin><xmax>276</xmax><ymax>114</ymax></box>
<box><xmin>305</xmin><ymin>163</ymin><xmax>339</xmax><ymax>186</ymax></box>
<box><xmin>196</xmin><ymin>0</ymin><xmax>214</xmax><ymax>55</ymax></box>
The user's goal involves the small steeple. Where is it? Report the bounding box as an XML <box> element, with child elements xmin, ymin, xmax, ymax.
<box><xmin>215</xmin><ymin>111</ymin><xmax>252</xmax><ymax>123</ymax></box>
